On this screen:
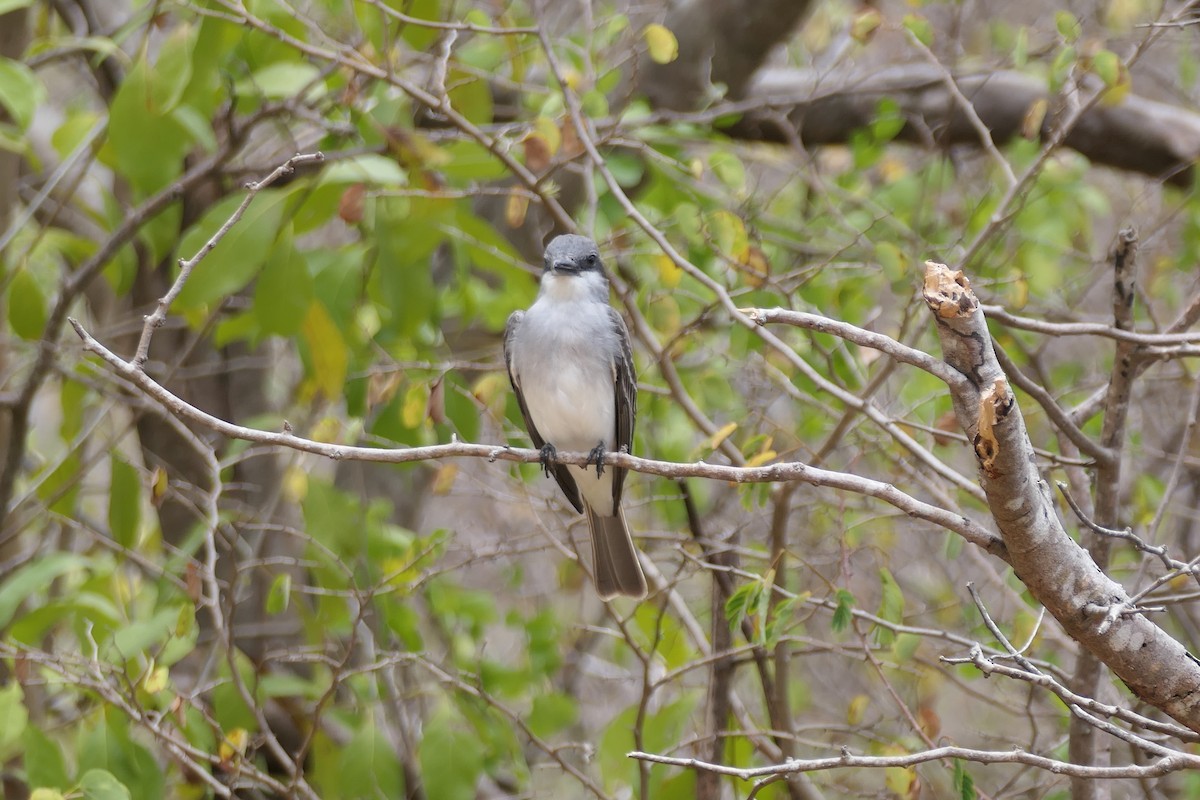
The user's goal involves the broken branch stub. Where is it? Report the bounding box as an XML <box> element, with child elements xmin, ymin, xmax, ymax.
<box><xmin>921</xmin><ymin>260</ymin><xmax>1200</xmax><ymax>734</ymax></box>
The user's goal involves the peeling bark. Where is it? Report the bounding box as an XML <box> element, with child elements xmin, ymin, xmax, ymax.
<box><xmin>922</xmin><ymin>261</ymin><xmax>1200</xmax><ymax>733</ymax></box>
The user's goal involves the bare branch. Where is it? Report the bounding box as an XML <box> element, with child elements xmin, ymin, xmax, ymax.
<box><xmin>628</xmin><ymin>745</ymin><xmax>1197</xmax><ymax>780</ymax></box>
<box><xmin>742</xmin><ymin>307</ymin><xmax>967</xmax><ymax>388</ymax></box>
<box><xmin>69</xmin><ymin>316</ymin><xmax>1006</xmax><ymax>559</ymax></box>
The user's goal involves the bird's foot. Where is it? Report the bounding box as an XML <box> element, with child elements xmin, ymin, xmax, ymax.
<box><xmin>586</xmin><ymin>442</ymin><xmax>607</xmax><ymax>478</ymax></box>
<box><xmin>538</xmin><ymin>443</ymin><xmax>558</xmax><ymax>478</ymax></box>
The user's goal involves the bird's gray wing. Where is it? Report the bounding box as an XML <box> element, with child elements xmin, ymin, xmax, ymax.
<box><xmin>609</xmin><ymin>307</ymin><xmax>637</xmax><ymax>509</ymax></box>
<box><xmin>504</xmin><ymin>310</ymin><xmax>584</xmax><ymax>514</ymax></box>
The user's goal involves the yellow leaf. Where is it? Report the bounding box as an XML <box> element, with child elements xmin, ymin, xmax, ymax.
<box><xmin>431</xmin><ymin>463</ymin><xmax>458</xmax><ymax>495</ymax></box>
<box><xmin>702</xmin><ymin>422</ymin><xmax>738</xmax><ymax>453</ymax></box>
<box><xmin>654</xmin><ymin>253</ymin><xmax>683</xmax><ymax>288</ymax></box>
<box><xmin>283</xmin><ymin>465</ymin><xmax>308</xmax><ymax>503</ymax></box>
<box><xmin>642</xmin><ymin>23</ymin><xmax>679</xmax><ymax>64</ymax></box>
<box><xmin>886</xmin><ymin>765</ymin><xmax>918</xmax><ymax>798</ymax></box>
<box><xmin>744</xmin><ymin>449</ymin><xmax>778</xmax><ymax>468</ymax></box>
<box><xmin>850</xmin><ymin>8</ymin><xmax>882</xmax><ymax>44</ymax></box>
<box><xmin>505</xmin><ymin>190</ymin><xmax>529</xmax><ymax>228</ymax></box>
<box><xmin>219</xmin><ymin>728</ymin><xmax>249</xmax><ymax>764</ymax></box>
<box><xmin>473</xmin><ymin>372</ymin><xmax>509</xmax><ymax>408</ymax></box>
<box><xmin>847</xmin><ymin>694</ymin><xmax>870</xmax><ymax>725</ymax></box>
<box><xmin>533</xmin><ymin>116</ymin><xmax>561</xmax><ymax>154</ymax></box>
<box><xmin>401</xmin><ymin>383</ymin><xmax>428</xmax><ymax>429</ymax></box>
<box><xmin>1021</xmin><ymin>98</ymin><xmax>1047</xmax><ymax>139</ymax></box>
<box><xmin>301</xmin><ymin>301</ymin><xmax>347</xmax><ymax>401</ymax></box>
<box><xmin>707</xmin><ymin>210</ymin><xmax>747</xmax><ymax>259</ymax></box>
<box><xmin>150</xmin><ymin>465</ymin><xmax>168</xmax><ymax>509</ymax></box>
<box><xmin>878</xmin><ymin>155</ymin><xmax>908</xmax><ymax>183</ymax></box>
<box><xmin>143</xmin><ymin>664</ymin><xmax>169</xmax><ymax>694</ymax></box>
<box><xmin>310</xmin><ymin>416</ymin><xmax>341</xmax><ymax>443</ymax></box>
<box><xmin>737</xmin><ymin>246</ymin><xmax>771</xmax><ymax>288</ymax></box>
<box><xmin>1099</xmin><ymin>64</ymin><xmax>1132</xmax><ymax>107</ymax></box>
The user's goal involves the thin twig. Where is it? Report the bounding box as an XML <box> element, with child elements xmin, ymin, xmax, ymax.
<box><xmin>132</xmin><ymin>152</ymin><xmax>325</xmax><ymax>366</ymax></box>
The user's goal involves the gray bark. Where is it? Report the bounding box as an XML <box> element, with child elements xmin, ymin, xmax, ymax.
<box><xmin>923</xmin><ymin>261</ymin><xmax>1200</xmax><ymax>733</ymax></box>
<box><xmin>734</xmin><ymin>65</ymin><xmax>1200</xmax><ymax>185</ymax></box>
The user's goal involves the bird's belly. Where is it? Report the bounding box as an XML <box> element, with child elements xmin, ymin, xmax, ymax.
<box><xmin>523</xmin><ymin>363</ymin><xmax>615</xmax><ymax>452</ymax></box>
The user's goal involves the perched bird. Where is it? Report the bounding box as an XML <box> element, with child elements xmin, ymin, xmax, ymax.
<box><xmin>504</xmin><ymin>234</ymin><xmax>647</xmax><ymax>599</ymax></box>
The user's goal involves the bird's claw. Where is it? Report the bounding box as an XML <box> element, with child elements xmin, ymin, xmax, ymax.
<box><xmin>539</xmin><ymin>443</ymin><xmax>557</xmax><ymax>478</ymax></box>
<box><xmin>586</xmin><ymin>443</ymin><xmax>606</xmax><ymax>478</ymax></box>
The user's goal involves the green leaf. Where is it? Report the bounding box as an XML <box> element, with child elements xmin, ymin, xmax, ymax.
<box><xmin>254</xmin><ymin>225</ymin><xmax>313</xmax><ymax>335</ymax></box>
<box><xmin>437</xmin><ymin>140</ymin><xmax>509</xmax><ymax>181</ymax></box>
<box><xmin>875</xmin><ymin>568</ymin><xmax>904</xmax><ymax>646</ymax></box>
<box><xmin>0</xmin><ymin>0</ymin><xmax>33</xmax><ymax>13</ymax></box>
<box><xmin>418</xmin><ymin>706</ymin><xmax>483</xmax><ymax>800</ymax></box>
<box><xmin>106</xmin><ymin>59</ymin><xmax>191</xmax><ymax>193</ymax></box>
<box><xmin>831</xmin><ymin>588</ymin><xmax>855</xmax><ymax>632</ymax></box>
<box><xmin>265</xmin><ymin>573</ymin><xmax>291</xmax><ymax>615</ymax></box>
<box><xmin>108</xmin><ymin>457</ymin><xmax>141</xmax><ymax>549</ymax></box>
<box><xmin>0</xmin><ymin>56</ymin><xmax>45</xmax><ymax>130</ymax></box>
<box><xmin>0</xmin><ymin>683</ymin><xmax>28</xmax><ymax>756</ymax></box>
<box><xmin>7</xmin><ymin>268</ymin><xmax>47</xmax><ymax>340</ymax></box>
<box><xmin>339</xmin><ymin>720</ymin><xmax>405</xmax><ymax>797</ymax></box>
<box><xmin>304</xmin><ymin>480</ymin><xmax>364</xmax><ymax>557</ymax></box>
<box><xmin>237</xmin><ymin>60</ymin><xmax>323</xmax><ymax>100</ymax></box>
<box><xmin>24</xmin><ymin>726</ymin><xmax>69</xmax><ymax>791</ymax></box>
<box><xmin>871</xmin><ymin>97</ymin><xmax>905</xmax><ymax>142</ymax></box>
<box><xmin>724</xmin><ymin>579</ymin><xmax>758</xmax><ymax>628</ymax></box>
<box><xmin>148</xmin><ymin>24</ymin><xmax>195</xmax><ymax>111</ymax></box>
<box><xmin>902</xmin><ymin>14</ymin><xmax>934</xmax><ymax>47</ymax></box>
<box><xmin>0</xmin><ymin>553</ymin><xmax>85</xmax><ymax>628</ymax></box>
<box><xmin>1091</xmin><ymin>49</ymin><xmax>1121</xmax><ymax>87</ymax></box>
<box><xmin>1055</xmin><ymin>10</ymin><xmax>1081</xmax><ymax>42</ymax></box>
<box><xmin>953</xmin><ymin>759</ymin><xmax>977</xmax><ymax>799</ymax></box>
<box><xmin>375</xmin><ymin>197</ymin><xmax>438</xmax><ymax>339</ymax></box>
<box><xmin>1049</xmin><ymin>46</ymin><xmax>1077</xmax><ymax>92</ymax></box>
<box><xmin>447</xmin><ymin>69</ymin><xmax>492</xmax><ymax>125</ymax></box>
<box><xmin>78</xmin><ymin>770</ymin><xmax>132</xmax><ymax>800</ymax></box>
<box><xmin>174</xmin><ymin>189</ymin><xmax>288</xmax><ymax>312</ymax></box>
<box><xmin>398</xmin><ymin>0</ymin><xmax>441</xmax><ymax>51</ymax></box>
<box><xmin>320</xmin><ymin>153</ymin><xmax>408</xmax><ymax>186</ymax></box>
<box><xmin>110</xmin><ymin>605</ymin><xmax>183</xmax><ymax>660</ymax></box>
<box><xmin>528</xmin><ymin>692</ymin><xmax>578</xmax><ymax>738</ymax></box>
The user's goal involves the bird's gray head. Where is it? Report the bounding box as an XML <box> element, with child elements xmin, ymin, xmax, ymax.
<box><xmin>543</xmin><ymin>234</ymin><xmax>604</xmax><ymax>276</ymax></box>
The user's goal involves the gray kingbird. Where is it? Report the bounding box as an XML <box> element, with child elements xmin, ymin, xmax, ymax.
<box><xmin>504</xmin><ymin>235</ymin><xmax>647</xmax><ymax>599</ymax></box>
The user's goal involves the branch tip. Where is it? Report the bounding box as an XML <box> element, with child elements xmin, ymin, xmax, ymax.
<box><xmin>922</xmin><ymin>260</ymin><xmax>977</xmax><ymax>318</ymax></box>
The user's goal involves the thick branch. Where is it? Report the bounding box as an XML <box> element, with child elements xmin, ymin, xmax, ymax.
<box><xmin>634</xmin><ymin>0</ymin><xmax>814</xmax><ymax>110</ymax></box>
<box><xmin>921</xmin><ymin>260</ymin><xmax>1200</xmax><ymax>734</ymax></box>
<box><xmin>735</xmin><ymin>66</ymin><xmax>1200</xmax><ymax>185</ymax></box>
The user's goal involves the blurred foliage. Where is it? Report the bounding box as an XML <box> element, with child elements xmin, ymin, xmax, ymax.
<box><xmin>2</xmin><ymin>0</ymin><xmax>1200</xmax><ymax>797</ymax></box>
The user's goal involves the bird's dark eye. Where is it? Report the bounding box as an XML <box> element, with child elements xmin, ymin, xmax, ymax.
<box><xmin>586</xmin><ymin>254</ymin><xmax>598</xmax><ymax>266</ymax></box>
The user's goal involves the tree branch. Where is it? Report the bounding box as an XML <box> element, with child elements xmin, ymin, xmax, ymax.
<box><xmin>69</xmin><ymin>316</ymin><xmax>1006</xmax><ymax>560</ymax></box>
<box><xmin>736</xmin><ymin>65</ymin><xmax>1200</xmax><ymax>186</ymax></box>
<box><xmin>921</xmin><ymin>260</ymin><xmax>1200</xmax><ymax>734</ymax></box>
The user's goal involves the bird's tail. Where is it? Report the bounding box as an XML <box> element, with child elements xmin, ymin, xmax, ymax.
<box><xmin>586</xmin><ymin>505</ymin><xmax>647</xmax><ymax>599</ymax></box>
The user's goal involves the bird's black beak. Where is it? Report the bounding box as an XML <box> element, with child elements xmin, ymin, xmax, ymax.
<box><xmin>551</xmin><ymin>259</ymin><xmax>578</xmax><ymax>274</ymax></box>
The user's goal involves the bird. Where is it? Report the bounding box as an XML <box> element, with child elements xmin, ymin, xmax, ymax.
<box><xmin>504</xmin><ymin>234</ymin><xmax>648</xmax><ymax>599</ymax></box>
